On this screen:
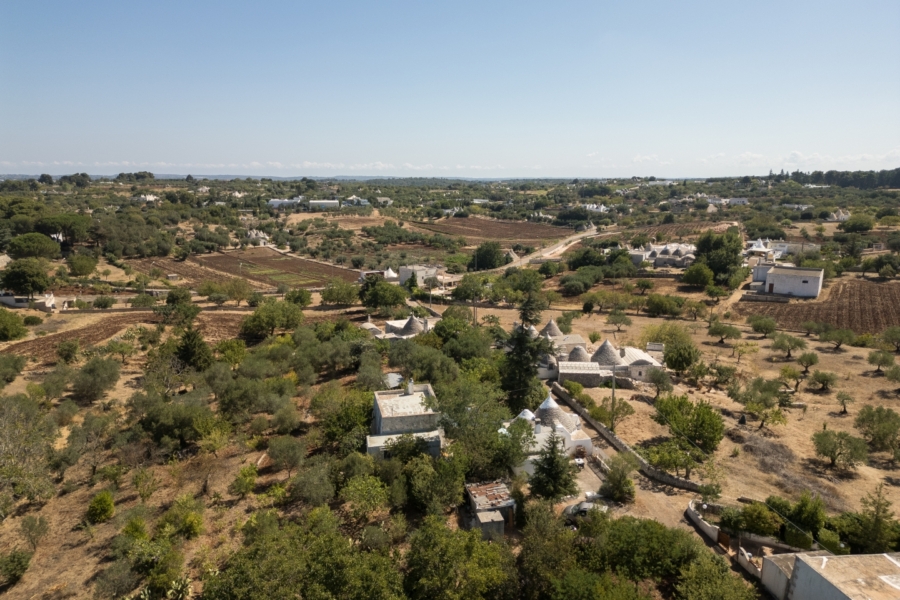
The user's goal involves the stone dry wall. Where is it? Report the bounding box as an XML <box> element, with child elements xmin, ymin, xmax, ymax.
<box><xmin>550</xmin><ymin>382</ymin><xmax>701</xmax><ymax>493</ymax></box>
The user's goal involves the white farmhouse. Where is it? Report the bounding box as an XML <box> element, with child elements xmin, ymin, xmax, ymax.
<box><xmin>756</xmin><ymin>265</ymin><xmax>824</xmax><ymax>298</ymax></box>
<box><xmin>399</xmin><ymin>265</ymin><xmax>437</xmax><ymax>286</ymax></box>
<box><xmin>268</xmin><ymin>196</ymin><xmax>305</xmax><ymax>209</ymax></box>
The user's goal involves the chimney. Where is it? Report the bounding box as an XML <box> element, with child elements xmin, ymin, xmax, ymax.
<box><xmin>534</xmin><ymin>419</ymin><xmax>542</xmax><ymax>434</ymax></box>
<box><xmin>620</xmin><ymin>347</ymin><xmax>626</xmax><ymax>358</ymax></box>
<box><xmin>407</xmin><ymin>378</ymin><xmax>414</xmax><ymax>395</ymax></box>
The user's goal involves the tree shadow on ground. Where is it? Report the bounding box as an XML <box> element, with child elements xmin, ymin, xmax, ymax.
<box><xmin>801</xmin><ymin>457</ymin><xmax>860</xmax><ymax>482</ymax></box>
<box><xmin>634</xmin><ymin>475</ymin><xmax>684</xmax><ymax>497</ymax></box>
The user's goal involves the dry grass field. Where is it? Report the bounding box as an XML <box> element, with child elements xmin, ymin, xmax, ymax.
<box><xmin>619</xmin><ymin>220</ymin><xmax>736</xmax><ymax>242</ymax></box>
<box><xmin>430</xmin><ymin>302</ymin><xmax>900</xmax><ymax>516</ymax></box>
<box><xmin>412</xmin><ymin>216</ymin><xmax>568</xmax><ymax>244</ymax></box>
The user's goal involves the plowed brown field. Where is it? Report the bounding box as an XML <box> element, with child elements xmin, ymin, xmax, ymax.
<box><xmin>733</xmin><ymin>278</ymin><xmax>900</xmax><ymax>334</ymax></box>
<box><xmin>128</xmin><ymin>257</ymin><xmax>268</xmax><ymax>290</ymax></box>
<box><xmin>1</xmin><ymin>313</ymin><xmax>161</xmax><ymax>365</ymax></box>
<box><xmin>193</xmin><ymin>248</ymin><xmax>357</xmax><ymax>288</ymax></box>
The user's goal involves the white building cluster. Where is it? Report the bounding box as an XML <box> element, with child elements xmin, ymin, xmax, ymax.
<box><xmin>359</xmin><ymin>315</ymin><xmax>442</xmax><ymax>342</ymax></box>
<box><xmin>530</xmin><ymin>319</ymin><xmax>663</xmax><ymax>387</ymax></box>
<box><xmin>628</xmin><ymin>243</ymin><xmax>697</xmax><ymax>268</ymax></box>
<box><xmin>507</xmin><ymin>394</ymin><xmax>593</xmax><ymax>476</ymax></box>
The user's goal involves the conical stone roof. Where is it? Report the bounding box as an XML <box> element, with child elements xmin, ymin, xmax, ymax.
<box><xmin>540</xmin><ymin>319</ymin><xmax>563</xmax><ymax>337</ymax></box>
<box><xmin>591</xmin><ymin>340</ymin><xmax>625</xmax><ymax>366</ymax></box>
<box><xmin>567</xmin><ymin>346</ymin><xmax>591</xmax><ymax>362</ymax></box>
<box><xmin>400</xmin><ymin>316</ymin><xmax>424</xmax><ymax>336</ymax></box>
<box><xmin>526</xmin><ymin>325</ymin><xmax>539</xmax><ymax>338</ymax></box>
<box><xmin>535</xmin><ymin>394</ymin><xmax>575</xmax><ymax>432</ymax></box>
<box><xmin>516</xmin><ymin>409</ymin><xmax>536</xmax><ymax>421</ymax></box>
<box><xmin>384</xmin><ymin>267</ymin><xmax>397</xmax><ymax>278</ymax></box>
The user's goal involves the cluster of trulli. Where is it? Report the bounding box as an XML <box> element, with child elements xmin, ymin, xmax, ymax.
<box><xmin>531</xmin><ymin>318</ymin><xmax>663</xmax><ymax>388</ymax></box>
<box><xmin>504</xmin><ymin>394</ymin><xmax>593</xmax><ymax>475</ymax></box>
<box><xmin>521</xmin><ymin>319</ymin><xmax>586</xmax><ymax>358</ymax></box>
<box><xmin>359</xmin><ymin>314</ymin><xmax>441</xmax><ymax>342</ymax></box>
<box><xmin>627</xmin><ymin>242</ymin><xmax>696</xmax><ymax>268</ymax></box>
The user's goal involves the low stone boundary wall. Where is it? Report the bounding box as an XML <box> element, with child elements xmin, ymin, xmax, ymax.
<box><xmin>551</xmin><ymin>382</ymin><xmax>701</xmax><ymax>493</ymax></box>
<box><xmin>740</xmin><ymin>294</ymin><xmax>790</xmax><ymax>303</ymax></box>
<box><xmin>634</xmin><ymin>272</ymin><xmax>683</xmax><ymax>279</ymax></box>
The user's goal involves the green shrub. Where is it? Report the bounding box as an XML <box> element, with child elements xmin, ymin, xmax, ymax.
<box><xmin>784</xmin><ymin>526</ymin><xmax>814</xmax><ymax>549</ymax></box>
<box><xmin>71</xmin><ymin>357</ymin><xmax>120</xmax><ymax>402</ymax></box>
<box><xmin>129</xmin><ymin>293</ymin><xmax>157</xmax><ymax>308</ymax></box>
<box><xmin>229</xmin><ymin>465</ymin><xmax>257</xmax><ymax>498</ymax></box>
<box><xmin>817</xmin><ymin>528</ymin><xmax>850</xmax><ymax>555</ymax></box>
<box><xmin>157</xmin><ymin>495</ymin><xmax>204</xmax><ymax>539</ymax></box>
<box><xmin>87</xmin><ymin>490</ymin><xmax>115</xmax><ymax>523</ymax></box>
<box><xmin>0</xmin><ymin>308</ymin><xmax>27</xmax><ymax>341</ymax></box>
<box><xmin>0</xmin><ymin>549</ymin><xmax>32</xmax><ymax>586</ymax></box>
<box><xmin>57</xmin><ymin>339</ymin><xmax>80</xmax><ymax>363</ymax></box>
<box><xmin>0</xmin><ymin>354</ymin><xmax>26</xmax><ymax>388</ymax></box>
<box><xmin>360</xmin><ymin>525</ymin><xmax>390</xmax><ymax>552</ymax></box>
<box><xmin>23</xmin><ymin>315</ymin><xmax>43</xmax><ymax>326</ymax></box>
<box><xmin>93</xmin><ymin>296</ymin><xmax>116</xmax><ymax>309</ymax></box>
<box><xmin>122</xmin><ymin>516</ymin><xmax>149</xmax><ymax>541</ymax></box>
<box><xmin>53</xmin><ymin>399</ymin><xmax>79</xmax><ymax>426</ymax></box>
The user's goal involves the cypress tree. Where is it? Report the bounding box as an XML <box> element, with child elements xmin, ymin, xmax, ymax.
<box><xmin>177</xmin><ymin>328</ymin><xmax>213</xmax><ymax>371</ymax></box>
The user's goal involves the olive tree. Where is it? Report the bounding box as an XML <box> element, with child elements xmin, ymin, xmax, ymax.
<box><xmin>797</xmin><ymin>352</ymin><xmax>819</xmax><ymax>374</ymax></box>
<box><xmin>812</xmin><ymin>430</ymin><xmax>868</xmax><ymax>469</ymax></box>
<box><xmin>868</xmin><ymin>350</ymin><xmax>894</xmax><ymax>374</ymax></box>
<box><xmin>771</xmin><ymin>333</ymin><xmax>807</xmax><ymax>359</ymax></box>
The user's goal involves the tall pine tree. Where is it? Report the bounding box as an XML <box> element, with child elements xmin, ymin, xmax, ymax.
<box><xmin>177</xmin><ymin>328</ymin><xmax>213</xmax><ymax>371</ymax></box>
<box><xmin>529</xmin><ymin>431</ymin><xmax>578</xmax><ymax>501</ymax></box>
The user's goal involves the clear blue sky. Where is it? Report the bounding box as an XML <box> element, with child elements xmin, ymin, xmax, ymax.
<box><xmin>2</xmin><ymin>0</ymin><xmax>898</xmax><ymax>178</ymax></box>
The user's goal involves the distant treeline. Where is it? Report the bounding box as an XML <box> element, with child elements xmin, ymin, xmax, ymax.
<box><xmin>789</xmin><ymin>167</ymin><xmax>900</xmax><ymax>189</ymax></box>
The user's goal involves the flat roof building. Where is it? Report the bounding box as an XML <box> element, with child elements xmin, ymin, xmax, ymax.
<box><xmin>764</xmin><ymin>265</ymin><xmax>824</xmax><ymax>298</ymax></box>
<box><xmin>763</xmin><ymin>551</ymin><xmax>900</xmax><ymax>600</ymax></box>
<box><xmin>367</xmin><ymin>382</ymin><xmax>444</xmax><ymax>459</ymax></box>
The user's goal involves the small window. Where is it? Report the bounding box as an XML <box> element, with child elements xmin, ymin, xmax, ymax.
<box><xmin>802</xmin><ymin>280</ymin><xmax>808</xmax><ymax>284</ymax></box>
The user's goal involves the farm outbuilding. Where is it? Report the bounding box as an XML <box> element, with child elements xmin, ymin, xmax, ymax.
<box><xmin>760</xmin><ymin>265</ymin><xmax>824</xmax><ymax>298</ymax></box>
<box><xmin>465</xmin><ymin>480</ymin><xmax>515</xmax><ymax>539</ymax></box>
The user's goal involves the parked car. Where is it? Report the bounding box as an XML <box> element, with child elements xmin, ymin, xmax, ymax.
<box><xmin>562</xmin><ymin>501</ymin><xmax>607</xmax><ymax>524</ymax></box>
